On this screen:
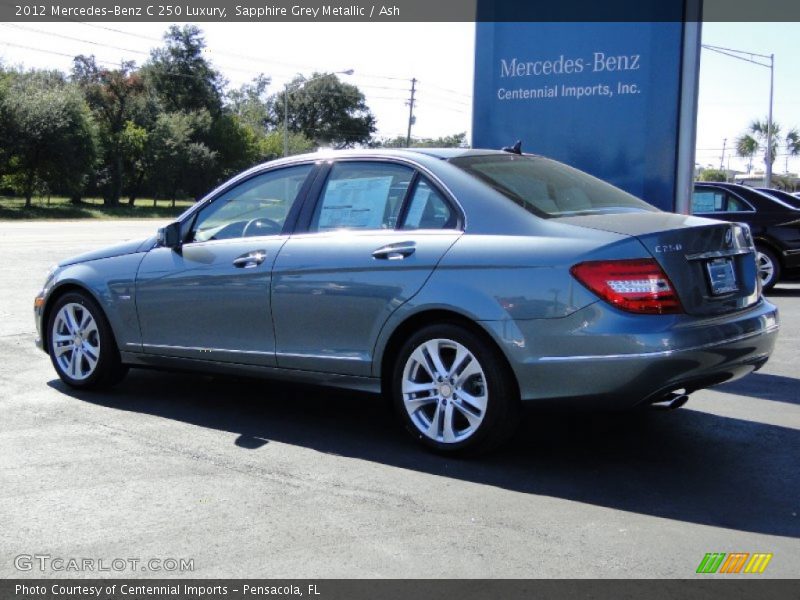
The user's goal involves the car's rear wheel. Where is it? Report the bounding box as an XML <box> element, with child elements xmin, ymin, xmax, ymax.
<box><xmin>755</xmin><ymin>245</ymin><xmax>781</xmax><ymax>291</ymax></box>
<box><xmin>47</xmin><ymin>291</ymin><xmax>128</xmax><ymax>389</ymax></box>
<box><xmin>392</xmin><ymin>323</ymin><xmax>520</xmax><ymax>455</ymax></box>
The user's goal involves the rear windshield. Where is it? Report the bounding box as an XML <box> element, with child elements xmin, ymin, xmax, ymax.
<box><xmin>449</xmin><ymin>154</ymin><xmax>658</xmax><ymax>218</ymax></box>
<box><xmin>757</xmin><ymin>188</ymin><xmax>800</xmax><ymax>210</ymax></box>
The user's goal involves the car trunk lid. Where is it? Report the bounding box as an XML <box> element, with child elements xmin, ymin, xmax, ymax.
<box><xmin>555</xmin><ymin>212</ymin><xmax>760</xmax><ymax>316</ymax></box>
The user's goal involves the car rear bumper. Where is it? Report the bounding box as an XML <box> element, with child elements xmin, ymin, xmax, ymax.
<box><xmin>482</xmin><ymin>299</ymin><xmax>779</xmax><ymax>408</ymax></box>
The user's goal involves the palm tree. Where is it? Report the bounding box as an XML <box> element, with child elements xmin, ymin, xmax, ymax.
<box><xmin>786</xmin><ymin>128</ymin><xmax>800</xmax><ymax>173</ymax></box>
<box><xmin>740</xmin><ymin>119</ymin><xmax>781</xmax><ymax>172</ymax></box>
<box><xmin>736</xmin><ymin>134</ymin><xmax>759</xmax><ymax>173</ymax></box>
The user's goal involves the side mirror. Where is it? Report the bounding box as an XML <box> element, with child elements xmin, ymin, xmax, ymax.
<box><xmin>156</xmin><ymin>222</ymin><xmax>182</xmax><ymax>249</ymax></box>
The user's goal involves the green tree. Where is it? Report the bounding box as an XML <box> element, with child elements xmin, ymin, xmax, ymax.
<box><xmin>144</xmin><ymin>25</ymin><xmax>224</xmax><ymax>115</ymax></box>
<box><xmin>739</xmin><ymin>119</ymin><xmax>782</xmax><ymax>173</ymax></box>
<box><xmin>226</xmin><ymin>74</ymin><xmax>272</xmax><ymax>133</ymax></box>
<box><xmin>0</xmin><ymin>66</ymin><xmax>10</xmax><ymax>178</ymax></box>
<box><xmin>697</xmin><ymin>168</ymin><xmax>727</xmax><ymax>182</ymax></box>
<box><xmin>1</xmin><ymin>71</ymin><xmax>97</xmax><ymax>207</ymax></box>
<box><xmin>273</xmin><ymin>73</ymin><xmax>376</xmax><ymax>148</ymax></box>
<box><xmin>258</xmin><ymin>130</ymin><xmax>316</xmax><ymax>160</ymax></box>
<box><xmin>119</xmin><ymin>121</ymin><xmax>151</xmax><ymax>205</ymax></box>
<box><xmin>148</xmin><ymin>110</ymin><xmax>217</xmax><ymax>203</ymax></box>
<box><xmin>207</xmin><ymin>113</ymin><xmax>263</xmax><ymax>180</ymax></box>
<box><xmin>786</xmin><ymin>128</ymin><xmax>800</xmax><ymax>172</ymax></box>
<box><xmin>372</xmin><ymin>132</ymin><xmax>468</xmax><ymax>148</ymax></box>
<box><xmin>735</xmin><ymin>134</ymin><xmax>759</xmax><ymax>173</ymax></box>
<box><xmin>72</xmin><ymin>56</ymin><xmax>152</xmax><ymax>206</ymax></box>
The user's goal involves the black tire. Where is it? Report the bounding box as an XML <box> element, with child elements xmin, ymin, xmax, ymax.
<box><xmin>755</xmin><ymin>245</ymin><xmax>781</xmax><ymax>291</ymax></box>
<box><xmin>46</xmin><ymin>291</ymin><xmax>128</xmax><ymax>389</ymax></box>
<box><xmin>391</xmin><ymin>322</ymin><xmax>520</xmax><ymax>456</ymax></box>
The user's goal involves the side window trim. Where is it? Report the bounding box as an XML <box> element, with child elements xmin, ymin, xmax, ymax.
<box><xmin>294</xmin><ymin>158</ymin><xmax>465</xmax><ymax>234</ymax></box>
<box><xmin>294</xmin><ymin>162</ymin><xmax>333</xmax><ymax>233</ymax></box>
<box><xmin>282</xmin><ymin>162</ymin><xmax>327</xmax><ymax>234</ymax></box>
<box><xmin>395</xmin><ymin>171</ymin><xmax>421</xmax><ymax>230</ymax></box>
<box><xmin>180</xmin><ymin>162</ymin><xmax>319</xmax><ymax>244</ymax></box>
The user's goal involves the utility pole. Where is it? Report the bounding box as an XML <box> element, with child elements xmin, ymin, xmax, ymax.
<box><xmin>406</xmin><ymin>78</ymin><xmax>417</xmax><ymax>148</ymax></box>
<box><xmin>719</xmin><ymin>138</ymin><xmax>727</xmax><ymax>171</ymax></box>
<box><xmin>766</xmin><ymin>53</ymin><xmax>775</xmax><ymax>188</ymax></box>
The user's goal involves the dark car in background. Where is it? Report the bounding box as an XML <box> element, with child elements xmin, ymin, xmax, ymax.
<box><xmin>693</xmin><ymin>182</ymin><xmax>800</xmax><ymax>289</ymax></box>
<box><xmin>756</xmin><ymin>187</ymin><xmax>800</xmax><ymax>210</ymax></box>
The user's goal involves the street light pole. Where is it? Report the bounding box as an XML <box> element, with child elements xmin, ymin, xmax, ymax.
<box><xmin>701</xmin><ymin>44</ymin><xmax>775</xmax><ymax>187</ymax></box>
<box><xmin>283</xmin><ymin>69</ymin><xmax>354</xmax><ymax>158</ymax></box>
<box><xmin>766</xmin><ymin>53</ymin><xmax>775</xmax><ymax>188</ymax></box>
<box><xmin>283</xmin><ymin>87</ymin><xmax>289</xmax><ymax>157</ymax></box>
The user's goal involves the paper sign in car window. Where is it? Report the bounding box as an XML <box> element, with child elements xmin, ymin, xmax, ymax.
<box><xmin>318</xmin><ymin>176</ymin><xmax>393</xmax><ymax>230</ymax></box>
<box><xmin>404</xmin><ymin>187</ymin><xmax>431</xmax><ymax>229</ymax></box>
<box><xmin>692</xmin><ymin>192</ymin><xmax>716</xmax><ymax>213</ymax></box>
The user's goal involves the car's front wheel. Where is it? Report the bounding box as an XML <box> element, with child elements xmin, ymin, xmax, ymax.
<box><xmin>755</xmin><ymin>245</ymin><xmax>781</xmax><ymax>291</ymax></box>
<box><xmin>47</xmin><ymin>291</ymin><xmax>128</xmax><ymax>389</ymax></box>
<box><xmin>392</xmin><ymin>323</ymin><xmax>520</xmax><ymax>455</ymax></box>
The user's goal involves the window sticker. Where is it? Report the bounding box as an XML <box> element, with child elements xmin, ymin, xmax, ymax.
<box><xmin>318</xmin><ymin>175</ymin><xmax>394</xmax><ymax>230</ymax></box>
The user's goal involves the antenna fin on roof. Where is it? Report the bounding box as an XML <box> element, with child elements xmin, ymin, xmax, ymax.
<box><xmin>502</xmin><ymin>140</ymin><xmax>522</xmax><ymax>155</ymax></box>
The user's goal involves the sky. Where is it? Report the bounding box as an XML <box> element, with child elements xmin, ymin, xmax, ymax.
<box><xmin>0</xmin><ymin>20</ymin><xmax>798</xmax><ymax>174</ymax></box>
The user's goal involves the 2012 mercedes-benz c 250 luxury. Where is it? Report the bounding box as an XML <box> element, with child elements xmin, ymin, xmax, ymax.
<box><xmin>34</xmin><ymin>149</ymin><xmax>779</xmax><ymax>454</ymax></box>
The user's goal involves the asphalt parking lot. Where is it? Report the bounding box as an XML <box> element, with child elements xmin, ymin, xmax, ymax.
<box><xmin>1</xmin><ymin>219</ymin><xmax>798</xmax><ymax>578</ymax></box>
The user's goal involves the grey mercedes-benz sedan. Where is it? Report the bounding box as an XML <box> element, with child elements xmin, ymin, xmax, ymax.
<box><xmin>34</xmin><ymin>148</ymin><xmax>779</xmax><ymax>454</ymax></box>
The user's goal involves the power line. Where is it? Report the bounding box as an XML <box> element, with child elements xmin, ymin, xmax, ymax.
<box><xmin>414</xmin><ymin>94</ymin><xmax>471</xmax><ymax>111</ymax></box>
<box><xmin>418</xmin><ymin>81</ymin><xmax>472</xmax><ymax>100</ymax></box>
<box><xmin>415</xmin><ymin>100</ymin><xmax>470</xmax><ymax>114</ymax></box>
<box><xmin>0</xmin><ymin>26</ymin><xmax>415</xmax><ymax>100</ymax></box>
<box><xmin>69</xmin><ymin>20</ymin><xmax>414</xmax><ymax>83</ymax></box>
<box><xmin>0</xmin><ymin>23</ymin><xmax>149</xmax><ymax>56</ymax></box>
<box><xmin>414</xmin><ymin>89</ymin><xmax>471</xmax><ymax>107</ymax></box>
<box><xmin>0</xmin><ymin>40</ymin><xmax>123</xmax><ymax>66</ymax></box>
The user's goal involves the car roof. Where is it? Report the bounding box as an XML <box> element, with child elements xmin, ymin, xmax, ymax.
<box><xmin>695</xmin><ymin>181</ymin><xmax>800</xmax><ymax>212</ymax></box>
<box><xmin>694</xmin><ymin>181</ymin><xmax>747</xmax><ymax>190</ymax></box>
<box><xmin>232</xmin><ymin>148</ymin><xmax>523</xmax><ymax>178</ymax></box>
<box><xmin>287</xmin><ymin>147</ymin><xmax>510</xmax><ymax>161</ymax></box>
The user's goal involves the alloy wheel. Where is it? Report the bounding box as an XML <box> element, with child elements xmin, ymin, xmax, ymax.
<box><xmin>401</xmin><ymin>338</ymin><xmax>488</xmax><ymax>444</ymax></box>
<box><xmin>52</xmin><ymin>302</ymin><xmax>101</xmax><ymax>381</ymax></box>
<box><xmin>756</xmin><ymin>251</ymin><xmax>775</xmax><ymax>286</ymax></box>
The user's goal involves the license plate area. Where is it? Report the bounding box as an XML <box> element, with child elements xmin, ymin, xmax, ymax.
<box><xmin>706</xmin><ymin>258</ymin><xmax>738</xmax><ymax>295</ymax></box>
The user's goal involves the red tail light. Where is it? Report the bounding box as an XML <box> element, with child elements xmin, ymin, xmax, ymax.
<box><xmin>570</xmin><ymin>259</ymin><xmax>683</xmax><ymax>315</ymax></box>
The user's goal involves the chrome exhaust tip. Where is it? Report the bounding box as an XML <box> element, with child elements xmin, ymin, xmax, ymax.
<box><xmin>650</xmin><ymin>389</ymin><xmax>690</xmax><ymax>411</ymax></box>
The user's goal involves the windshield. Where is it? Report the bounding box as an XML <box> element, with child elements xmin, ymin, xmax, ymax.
<box><xmin>450</xmin><ymin>154</ymin><xmax>658</xmax><ymax>218</ymax></box>
<box><xmin>757</xmin><ymin>188</ymin><xmax>800</xmax><ymax>210</ymax></box>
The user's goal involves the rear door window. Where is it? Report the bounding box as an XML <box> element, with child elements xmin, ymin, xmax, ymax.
<box><xmin>692</xmin><ymin>188</ymin><xmax>752</xmax><ymax>213</ymax></box>
<box><xmin>310</xmin><ymin>162</ymin><xmax>414</xmax><ymax>232</ymax></box>
<box><xmin>692</xmin><ymin>189</ymin><xmax>725</xmax><ymax>213</ymax></box>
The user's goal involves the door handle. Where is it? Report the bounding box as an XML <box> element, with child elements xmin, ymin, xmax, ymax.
<box><xmin>233</xmin><ymin>250</ymin><xmax>267</xmax><ymax>268</ymax></box>
<box><xmin>372</xmin><ymin>242</ymin><xmax>416</xmax><ymax>260</ymax></box>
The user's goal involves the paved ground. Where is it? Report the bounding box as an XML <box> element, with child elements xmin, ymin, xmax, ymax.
<box><xmin>0</xmin><ymin>220</ymin><xmax>798</xmax><ymax>578</ymax></box>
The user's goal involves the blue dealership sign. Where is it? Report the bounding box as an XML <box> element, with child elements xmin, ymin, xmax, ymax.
<box><xmin>472</xmin><ymin>6</ymin><xmax>701</xmax><ymax>212</ymax></box>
